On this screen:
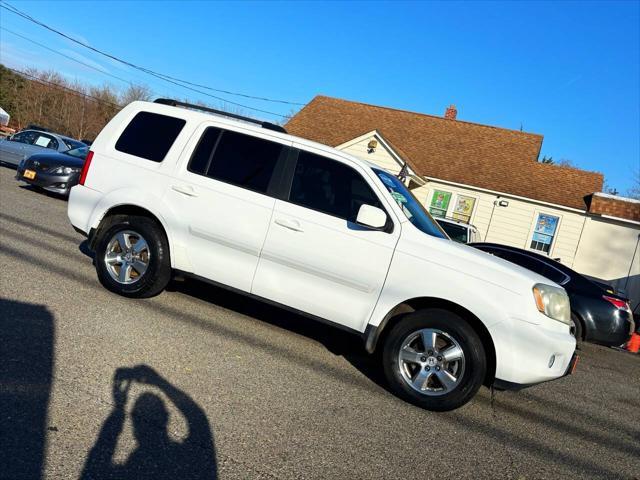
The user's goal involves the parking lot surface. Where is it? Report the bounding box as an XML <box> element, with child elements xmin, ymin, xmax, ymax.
<box><xmin>1</xmin><ymin>165</ymin><xmax>639</xmax><ymax>479</ymax></box>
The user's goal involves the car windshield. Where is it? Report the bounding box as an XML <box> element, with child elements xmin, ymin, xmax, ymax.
<box><xmin>374</xmin><ymin>169</ymin><xmax>447</xmax><ymax>238</ymax></box>
<box><xmin>63</xmin><ymin>146</ymin><xmax>89</xmax><ymax>159</ymax></box>
<box><xmin>436</xmin><ymin>220</ymin><xmax>468</xmax><ymax>243</ymax></box>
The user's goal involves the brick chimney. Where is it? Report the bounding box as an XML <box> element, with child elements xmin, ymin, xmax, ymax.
<box><xmin>444</xmin><ymin>104</ymin><xmax>457</xmax><ymax>120</ymax></box>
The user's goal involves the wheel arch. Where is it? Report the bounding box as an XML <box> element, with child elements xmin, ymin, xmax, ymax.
<box><xmin>570</xmin><ymin>306</ymin><xmax>590</xmax><ymax>341</ymax></box>
<box><xmin>364</xmin><ymin>297</ymin><xmax>497</xmax><ymax>385</ymax></box>
<box><xmin>90</xmin><ymin>203</ymin><xmax>174</xmax><ymax>266</ymax></box>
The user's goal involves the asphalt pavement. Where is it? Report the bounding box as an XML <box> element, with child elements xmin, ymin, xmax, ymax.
<box><xmin>1</xmin><ymin>165</ymin><xmax>639</xmax><ymax>479</ymax></box>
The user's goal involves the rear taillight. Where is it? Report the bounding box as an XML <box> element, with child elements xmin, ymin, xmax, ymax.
<box><xmin>603</xmin><ymin>295</ymin><xmax>628</xmax><ymax>310</ymax></box>
<box><xmin>79</xmin><ymin>150</ymin><xmax>94</xmax><ymax>186</ymax></box>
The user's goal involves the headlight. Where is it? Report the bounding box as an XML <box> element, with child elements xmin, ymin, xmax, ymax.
<box><xmin>533</xmin><ymin>283</ymin><xmax>571</xmax><ymax>325</ymax></box>
<box><xmin>52</xmin><ymin>166</ymin><xmax>80</xmax><ymax>175</ymax></box>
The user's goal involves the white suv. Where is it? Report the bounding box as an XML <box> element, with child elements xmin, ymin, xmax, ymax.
<box><xmin>68</xmin><ymin>99</ymin><xmax>577</xmax><ymax>411</ymax></box>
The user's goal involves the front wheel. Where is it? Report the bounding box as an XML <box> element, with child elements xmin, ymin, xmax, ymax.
<box><xmin>382</xmin><ymin>309</ymin><xmax>486</xmax><ymax>411</ymax></box>
<box><xmin>94</xmin><ymin>215</ymin><xmax>171</xmax><ymax>298</ymax></box>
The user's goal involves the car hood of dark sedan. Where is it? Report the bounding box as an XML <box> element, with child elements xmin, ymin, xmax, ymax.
<box><xmin>27</xmin><ymin>151</ymin><xmax>85</xmax><ymax>168</ymax></box>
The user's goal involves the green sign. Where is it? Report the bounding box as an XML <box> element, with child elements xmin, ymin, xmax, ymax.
<box><xmin>429</xmin><ymin>190</ymin><xmax>451</xmax><ymax>217</ymax></box>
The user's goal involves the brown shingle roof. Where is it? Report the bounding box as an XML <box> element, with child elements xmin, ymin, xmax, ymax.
<box><xmin>286</xmin><ymin>96</ymin><xmax>604</xmax><ymax>210</ymax></box>
<box><xmin>586</xmin><ymin>194</ymin><xmax>640</xmax><ymax>222</ymax></box>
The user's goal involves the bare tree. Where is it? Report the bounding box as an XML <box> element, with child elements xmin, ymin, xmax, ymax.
<box><xmin>626</xmin><ymin>169</ymin><xmax>640</xmax><ymax>199</ymax></box>
<box><xmin>120</xmin><ymin>84</ymin><xmax>152</xmax><ymax>105</ymax></box>
<box><xmin>556</xmin><ymin>158</ymin><xmax>577</xmax><ymax>168</ymax></box>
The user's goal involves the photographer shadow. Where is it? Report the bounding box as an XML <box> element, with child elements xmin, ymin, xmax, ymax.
<box><xmin>81</xmin><ymin>365</ymin><xmax>217</xmax><ymax>480</ymax></box>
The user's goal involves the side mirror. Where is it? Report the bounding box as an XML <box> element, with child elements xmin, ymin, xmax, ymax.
<box><xmin>356</xmin><ymin>204</ymin><xmax>387</xmax><ymax>230</ymax></box>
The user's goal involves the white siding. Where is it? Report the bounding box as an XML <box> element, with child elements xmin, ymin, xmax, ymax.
<box><xmin>420</xmin><ymin>180</ymin><xmax>586</xmax><ymax>267</ymax></box>
<box><xmin>573</xmin><ymin>217</ymin><xmax>640</xmax><ymax>307</ymax></box>
<box><xmin>338</xmin><ymin>136</ymin><xmax>403</xmax><ymax>174</ymax></box>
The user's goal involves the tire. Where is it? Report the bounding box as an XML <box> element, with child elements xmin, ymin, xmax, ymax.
<box><xmin>94</xmin><ymin>215</ymin><xmax>171</xmax><ymax>298</ymax></box>
<box><xmin>382</xmin><ymin>309</ymin><xmax>486</xmax><ymax>411</ymax></box>
<box><xmin>570</xmin><ymin>313</ymin><xmax>584</xmax><ymax>345</ymax></box>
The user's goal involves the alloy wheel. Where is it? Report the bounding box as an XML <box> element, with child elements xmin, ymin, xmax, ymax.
<box><xmin>397</xmin><ymin>328</ymin><xmax>466</xmax><ymax>396</ymax></box>
<box><xmin>104</xmin><ymin>230</ymin><xmax>150</xmax><ymax>285</ymax></box>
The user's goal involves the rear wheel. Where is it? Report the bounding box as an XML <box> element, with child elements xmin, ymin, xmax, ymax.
<box><xmin>382</xmin><ymin>309</ymin><xmax>486</xmax><ymax>411</ymax></box>
<box><xmin>94</xmin><ymin>215</ymin><xmax>171</xmax><ymax>298</ymax></box>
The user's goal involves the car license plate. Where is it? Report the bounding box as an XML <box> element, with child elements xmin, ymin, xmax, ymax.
<box><xmin>23</xmin><ymin>169</ymin><xmax>36</xmax><ymax>180</ymax></box>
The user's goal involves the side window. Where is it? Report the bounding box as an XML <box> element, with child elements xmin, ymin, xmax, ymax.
<box><xmin>188</xmin><ymin>127</ymin><xmax>282</xmax><ymax>194</ymax></box>
<box><xmin>33</xmin><ymin>134</ymin><xmax>58</xmax><ymax>150</ymax></box>
<box><xmin>539</xmin><ymin>265</ymin><xmax>569</xmax><ymax>285</ymax></box>
<box><xmin>289</xmin><ymin>150</ymin><xmax>384</xmax><ymax>223</ymax></box>
<box><xmin>523</xmin><ymin>258</ymin><xmax>568</xmax><ymax>284</ymax></box>
<box><xmin>12</xmin><ymin>131</ymin><xmax>36</xmax><ymax>144</ymax></box>
<box><xmin>492</xmin><ymin>249</ymin><xmax>567</xmax><ymax>284</ymax></box>
<box><xmin>115</xmin><ymin>111</ymin><xmax>186</xmax><ymax>162</ymax></box>
<box><xmin>497</xmin><ymin>251</ymin><xmax>540</xmax><ymax>272</ymax></box>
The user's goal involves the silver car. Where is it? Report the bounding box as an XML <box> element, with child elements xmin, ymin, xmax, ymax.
<box><xmin>0</xmin><ymin>129</ymin><xmax>85</xmax><ymax>167</ymax></box>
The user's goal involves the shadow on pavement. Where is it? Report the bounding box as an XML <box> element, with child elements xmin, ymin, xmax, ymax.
<box><xmin>78</xmin><ymin>240</ymin><xmax>94</xmax><ymax>263</ymax></box>
<box><xmin>169</xmin><ymin>276</ymin><xmax>389</xmax><ymax>387</ymax></box>
<box><xmin>0</xmin><ymin>298</ymin><xmax>55</xmax><ymax>480</ymax></box>
<box><xmin>170</xmin><ymin>277</ymin><xmax>368</xmax><ymax>358</ymax></box>
<box><xmin>80</xmin><ymin>365</ymin><xmax>217</xmax><ymax>480</ymax></box>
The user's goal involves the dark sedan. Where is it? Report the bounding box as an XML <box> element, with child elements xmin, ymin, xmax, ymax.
<box><xmin>470</xmin><ymin>242</ymin><xmax>635</xmax><ymax>347</ymax></box>
<box><xmin>16</xmin><ymin>146</ymin><xmax>88</xmax><ymax>197</ymax></box>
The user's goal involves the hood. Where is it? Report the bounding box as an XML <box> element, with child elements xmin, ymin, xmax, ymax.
<box><xmin>26</xmin><ymin>151</ymin><xmax>85</xmax><ymax>168</ymax></box>
<box><xmin>400</xmin><ymin>224</ymin><xmax>562</xmax><ymax>293</ymax></box>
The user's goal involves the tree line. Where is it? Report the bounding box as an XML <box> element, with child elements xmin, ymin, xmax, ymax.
<box><xmin>0</xmin><ymin>64</ymin><xmax>291</xmax><ymax>143</ymax></box>
<box><xmin>0</xmin><ymin>64</ymin><xmax>153</xmax><ymax>141</ymax></box>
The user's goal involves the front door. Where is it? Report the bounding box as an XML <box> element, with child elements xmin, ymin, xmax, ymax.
<box><xmin>252</xmin><ymin>148</ymin><xmax>400</xmax><ymax>331</ymax></box>
<box><xmin>166</xmin><ymin>124</ymin><xmax>291</xmax><ymax>292</ymax></box>
<box><xmin>0</xmin><ymin>131</ymin><xmax>35</xmax><ymax>165</ymax></box>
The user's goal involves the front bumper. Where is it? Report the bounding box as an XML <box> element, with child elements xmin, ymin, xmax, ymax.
<box><xmin>490</xmin><ymin>312</ymin><xmax>577</xmax><ymax>387</ymax></box>
<box><xmin>494</xmin><ymin>352</ymin><xmax>579</xmax><ymax>391</ymax></box>
<box><xmin>16</xmin><ymin>166</ymin><xmax>79</xmax><ymax>195</ymax></box>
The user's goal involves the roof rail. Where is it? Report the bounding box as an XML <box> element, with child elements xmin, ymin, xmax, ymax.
<box><xmin>153</xmin><ymin>98</ymin><xmax>287</xmax><ymax>134</ymax></box>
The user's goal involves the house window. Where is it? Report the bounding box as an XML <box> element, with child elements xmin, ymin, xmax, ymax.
<box><xmin>429</xmin><ymin>190</ymin><xmax>451</xmax><ymax>218</ymax></box>
<box><xmin>452</xmin><ymin>195</ymin><xmax>476</xmax><ymax>224</ymax></box>
<box><xmin>530</xmin><ymin>213</ymin><xmax>559</xmax><ymax>254</ymax></box>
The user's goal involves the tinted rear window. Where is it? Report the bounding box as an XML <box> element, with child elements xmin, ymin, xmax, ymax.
<box><xmin>115</xmin><ymin>111</ymin><xmax>186</xmax><ymax>162</ymax></box>
<box><xmin>188</xmin><ymin>127</ymin><xmax>283</xmax><ymax>194</ymax></box>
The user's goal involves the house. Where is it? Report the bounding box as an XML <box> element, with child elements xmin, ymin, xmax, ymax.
<box><xmin>286</xmin><ymin>95</ymin><xmax>640</xmax><ymax>309</ymax></box>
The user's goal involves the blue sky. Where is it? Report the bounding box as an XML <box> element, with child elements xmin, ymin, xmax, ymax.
<box><xmin>1</xmin><ymin>0</ymin><xmax>638</xmax><ymax>193</ymax></box>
